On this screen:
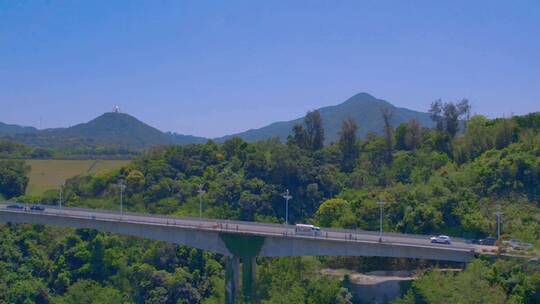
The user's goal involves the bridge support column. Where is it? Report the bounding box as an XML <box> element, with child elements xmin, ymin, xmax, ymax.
<box><xmin>225</xmin><ymin>256</ymin><xmax>240</xmax><ymax>304</ymax></box>
<box><xmin>220</xmin><ymin>233</ymin><xmax>265</xmax><ymax>303</ymax></box>
<box><xmin>225</xmin><ymin>256</ymin><xmax>257</xmax><ymax>304</ymax></box>
<box><xmin>241</xmin><ymin>256</ymin><xmax>257</xmax><ymax>303</ymax></box>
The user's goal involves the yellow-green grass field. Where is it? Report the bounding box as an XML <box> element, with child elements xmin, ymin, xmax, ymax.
<box><xmin>25</xmin><ymin>159</ymin><xmax>130</xmax><ymax>196</ymax></box>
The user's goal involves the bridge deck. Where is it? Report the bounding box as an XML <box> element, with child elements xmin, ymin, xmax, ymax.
<box><xmin>0</xmin><ymin>204</ymin><xmax>496</xmax><ymax>261</ymax></box>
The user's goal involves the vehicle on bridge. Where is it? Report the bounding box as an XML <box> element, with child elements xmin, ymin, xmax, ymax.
<box><xmin>30</xmin><ymin>205</ymin><xmax>46</xmax><ymax>211</ymax></box>
<box><xmin>430</xmin><ymin>235</ymin><xmax>451</xmax><ymax>244</ymax></box>
<box><xmin>478</xmin><ymin>236</ymin><xmax>497</xmax><ymax>246</ymax></box>
<box><xmin>6</xmin><ymin>203</ymin><xmax>25</xmax><ymax>210</ymax></box>
<box><xmin>295</xmin><ymin>224</ymin><xmax>321</xmax><ymax>236</ymax></box>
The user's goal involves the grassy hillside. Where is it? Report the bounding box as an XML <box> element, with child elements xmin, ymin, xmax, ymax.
<box><xmin>25</xmin><ymin>159</ymin><xmax>129</xmax><ymax>195</ymax></box>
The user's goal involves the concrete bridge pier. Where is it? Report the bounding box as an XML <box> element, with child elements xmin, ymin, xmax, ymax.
<box><xmin>221</xmin><ymin>233</ymin><xmax>265</xmax><ymax>303</ymax></box>
<box><xmin>225</xmin><ymin>256</ymin><xmax>240</xmax><ymax>304</ymax></box>
<box><xmin>241</xmin><ymin>256</ymin><xmax>257</xmax><ymax>303</ymax></box>
<box><xmin>225</xmin><ymin>255</ymin><xmax>257</xmax><ymax>304</ymax></box>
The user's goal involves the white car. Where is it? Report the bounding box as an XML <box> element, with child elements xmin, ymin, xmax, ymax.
<box><xmin>430</xmin><ymin>235</ymin><xmax>451</xmax><ymax>245</ymax></box>
<box><xmin>295</xmin><ymin>224</ymin><xmax>321</xmax><ymax>236</ymax></box>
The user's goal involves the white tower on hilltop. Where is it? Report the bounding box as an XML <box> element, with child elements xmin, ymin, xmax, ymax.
<box><xmin>113</xmin><ymin>105</ymin><xmax>120</xmax><ymax>113</ymax></box>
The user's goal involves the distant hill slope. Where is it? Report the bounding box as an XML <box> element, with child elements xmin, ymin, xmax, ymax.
<box><xmin>215</xmin><ymin>93</ymin><xmax>435</xmax><ymax>143</ymax></box>
<box><xmin>3</xmin><ymin>113</ymin><xmax>208</xmax><ymax>149</ymax></box>
<box><xmin>49</xmin><ymin>112</ymin><xmax>173</xmax><ymax>148</ymax></box>
<box><xmin>0</xmin><ymin>122</ymin><xmax>38</xmax><ymax>137</ymax></box>
<box><xmin>167</xmin><ymin>132</ymin><xmax>208</xmax><ymax>145</ymax></box>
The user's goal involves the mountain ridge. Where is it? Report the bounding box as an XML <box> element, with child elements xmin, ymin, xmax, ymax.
<box><xmin>214</xmin><ymin>92</ymin><xmax>434</xmax><ymax>143</ymax></box>
<box><xmin>0</xmin><ymin>122</ymin><xmax>38</xmax><ymax>137</ymax></box>
<box><xmin>1</xmin><ymin>112</ymin><xmax>207</xmax><ymax>149</ymax></box>
<box><xmin>1</xmin><ymin>93</ymin><xmax>435</xmax><ymax>149</ymax></box>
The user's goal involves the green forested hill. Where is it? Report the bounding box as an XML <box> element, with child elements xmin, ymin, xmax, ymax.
<box><xmin>52</xmin><ymin>112</ymin><xmax>171</xmax><ymax>147</ymax></box>
<box><xmin>2</xmin><ymin>93</ymin><xmax>434</xmax><ymax>149</ymax></box>
<box><xmin>215</xmin><ymin>93</ymin><xmax>435</xmax><ymax>143</ymax></box>
<box><xmin>3</xmin><ymin>112</ymin><xmax>207</xmax><ymax>150</ymax></box>
<box><xmin>0</xmin><ymin>121</ymin><xmax>37</xmax><ymax>136</ymax></box>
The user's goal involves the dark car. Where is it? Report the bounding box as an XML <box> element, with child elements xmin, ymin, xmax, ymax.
<box><xmin>7</xmin><ymin>203</ymin><xmax>25</xmax><ymax>210</ymax></box>
<box><xmin>30</xmin><ymin>205</ymin><xmax>46</xmax><ymax>211</ymax></box>
<box><xmin>479</xmin><ymin>236</ymin><xmax>497</xmax><ymax>246</ymax></box>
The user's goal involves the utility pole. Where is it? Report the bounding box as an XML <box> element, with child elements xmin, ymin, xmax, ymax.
<box><xmin>59</xmin><ymin>180</ymin><xmax>65</xmax><ymax>208</ymax></box>
<box><xmin>282</xmin><ymin>189</ymin><xmax>292</xmax><ymax>225</ymax></box>
<box><xmin>198</xmin><ymin>185</ymin><xmax>205</xmax><ymax>220</ymax></box>
<box><xmin>377</xmin><ymin>201</ymin><xmax>386</xmax><ymax>242</ymax></box>
<box><xmin>118</xmin><ymin>180</ymin><xmax>126</xmax><ymax>217</ymax></box>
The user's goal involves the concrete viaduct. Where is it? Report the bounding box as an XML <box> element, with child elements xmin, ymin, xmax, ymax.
<box><xmin>0</xmin><ymin>204</ymin><xmax>487</xmax><ymax>303</ymax></box>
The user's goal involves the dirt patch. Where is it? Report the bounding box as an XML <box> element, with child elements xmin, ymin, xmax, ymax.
<box><xmin>322</xmin><ymin>268</ymin><xmax>415</xmax><ymax>284</ymax></box>
<box><xmin>321</xmin><ymin>268</ymin><xmax>414</xmax><ymax>304</ymax></box>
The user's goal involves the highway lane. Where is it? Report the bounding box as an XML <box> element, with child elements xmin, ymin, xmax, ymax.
<box><xmin>0</xmin><ymin>203</ymin><xmax>491</xmax><ymax>253</ymax></box>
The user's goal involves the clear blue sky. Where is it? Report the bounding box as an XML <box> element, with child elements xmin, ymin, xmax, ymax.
<box><xmin>1</xmin><ymin>1</ymin><xmax>538</xmax><ymax>138</ymax></box>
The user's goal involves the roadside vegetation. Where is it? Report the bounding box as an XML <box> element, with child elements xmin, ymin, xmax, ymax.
<box><xmin>394</xmin><ymin>259</ymin><xmax>540</xmax><ymax>304</ymax></box>
<box><xmin>1</xmin><ymin>102</ymin><xmax>539</xmax><ymax>303</ymax></box>
<box><xmin>0</xmin><ymin>140</ymin><xmax>138</xmax><ymax>160</ymax></box>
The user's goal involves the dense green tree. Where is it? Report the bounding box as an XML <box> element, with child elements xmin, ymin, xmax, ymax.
<box><xmin>453</xmin><ymin>115</ymin><xmax>494</xmax><ymax>163</ymax></box>
<box><xmin>405</xmin><ymin>119</ymin><xmax>423</xmax><ymax>150</ymax></box>
<box><xmin>6</xmin><ymin>278</ymin><xmax>51</xmax><ymax>304</ymax></box>
<box><xmin>55</xmin><ymin>280</ymin><xmax>124</xmax><ymax>304</ymax></box>
<box><xmin>395</xmin><ymin>123</ymin><xmax>408</xmax><ymax>151</ymax></box>
<box><xmin>316</xmin><ymin>198</ymin><xmax>356</xmax><ymax>228</ymax></box>
<box><xmin>0</xmin><ymin>159</ymin><xmax>30</xmax><ymax>198</ymax></box>
<box><xmin>304</xmin><ymin>110</ymin><xmax>325</xmax><ymax>150</ymax></box>
<box><xmin>338</xmin><ymin>117</ymin><xmax>359</xmax><ymax>172</ymax></box>
<box><xmin>381</xmin><ymin>108</ymin><xmax>394</xmax><ymax>164</ymax></box>
<box><xmin>0</xmin><ymin>140</ymin><xmax>33</xmax><ymax>158</ymax></box>
<box><xmin>394</xmin><ymin>259</ymin><xmax>540</xmax><ymax>304</ymax></box>
<box><xmin>126</xmin><ymin>169</ymin><xmax>145</xmax><ymax>192</ymax></box>
<box><xmin>429</xmin><ymin>99</ymin><xmax>470</xmax><ymax>138</ymax></box>
<box><xmin>258</xmin><ymin>257</ymin><xmax>352</xmax><ymax>304</ymax></box>
<box><xmin>493</xmin><ymin>117</ymin><xmax>516</xmax><ymax>149</ymax></box>
<box><xmin>289</xmin><ymin>124</ymin><xmax>309</xmax><ymax>149</ymax></box>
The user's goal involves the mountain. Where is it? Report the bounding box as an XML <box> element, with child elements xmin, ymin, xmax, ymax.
<box><xmin>215</xmin><ymin>93</ymin><xmax>435</xmax><ymax>143</ymax></box>
<box><xmin>0</xmin><ymin>122</ymin><xmax>38</xmax><ymax>137</ymax></box>
<box><xmin>167</xmin><ymin>132</ymin><xmax>208</xmax><ymax>145</ymax></box>
<box><xmin>1</xmin><ymin>93</ymin><xmax>436</xmax><ymax>149</ymax></box>
<box><xmin>3</xmin><ymin>113</ymin><xmax>207</xmax><ymax>149</ymax></box>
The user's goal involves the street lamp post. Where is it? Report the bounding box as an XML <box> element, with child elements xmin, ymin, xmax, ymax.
<box><xmin>118</xmin><ymin>180</ymin><xmax>126</xmax><ymax>216</ymax></box>
<box><xmin>197</xmin><ymin>185</ymin><xmax>205</xmax><ymax>220</ymax></box>
<box><xmin>494</xmin><ymin>211</ymin><xmax>503</xmax><ymax>240</ymax></box>
<box><xmin>282</xmin><ymin>189</ymin><xmax>292</xmax><ymax>225</ymax></box>
<box><xmin>377</xmin><ymin>201</ymin><xmax>386</xmax><ymax>242</ymax></box>
<box><xmin>59</xmin><ymin>180</ymin><xmax>65</xmax><ymax>208</ymax></box>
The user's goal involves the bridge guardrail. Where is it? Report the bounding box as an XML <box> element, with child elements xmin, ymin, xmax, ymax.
<box><xmin>48</xmin><ymin>205</ymin><xmax>471</xmax><ymax>242</ymax></box>
<box><xmin>320</xmin><ymin>227</ymin><xmax>470</xmax><ymax>243</ymax></box>
<box><xmin>1</xmin><ymin>205</ymin><xmax>286</xmax><ymax>235</ymax></box>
